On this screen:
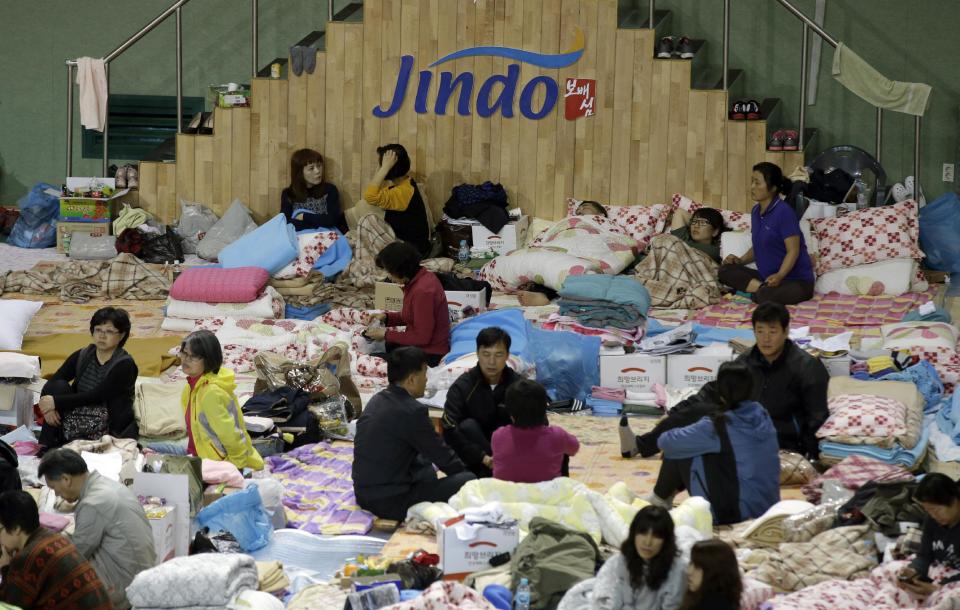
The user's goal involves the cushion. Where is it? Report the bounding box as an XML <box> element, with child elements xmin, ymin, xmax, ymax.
<box><xmin>817</xmin><ymin>394</ymin><xmax>908</xmax><ymax>440</ymax></box>
<box><xmin>671</xmin><ymin>193</ymin><xmax>751</xmax><ymax>231</ymax></box>
<box><xmin>881</xmin><ymin>320</ymin><xmax>959</xmax><ymax>351</ymax></box>
<box><xmin>170</xmin><ymin>266</ymin><xmax>270</xmax><ymax>303</ymax></box>
<box><xmin>134</xmin><ymin>380</ymin><xmax>187</xmax><ymax>438</ymax></box>
<box><xmin>0</xmin><ymin>300</ymin><xmax>43</xmax><ymax>350</ymax></box>
<box><xmin>196</xmin><ymin>199</ymin><xmax>257</xmax><ymax>261</ymax></box>
<box><xmin>273</xmin><ymin>231</ymin><xmax>340</xmax><ymax>280</ymax></box>
<box><xmin>68</xmin><ymin>233</ymin><xmax>117</xmax><ymax>260</ymax></box>
<box><xmin>719</xmin><ymin>231</ymin><xmax>758</xmax><ymax>271</ymax></box>
<box><xmin>218</xmin><ymin>213</ymin><xmax>298</xmax><ymax>274</ymax></box>
<box><xmin>809</xmin><ymin>199</ymin><xmax>923</xmax><ymax>275</ymax></box>
<box><xmin>815</xmin><ymin>258</ymin><xmax>916</xmax><ymax>296</ymax></box>
<box><xmin>0</xmin><ymin>353</ymin><xmax>41</xmax><ymax>379</ymax></box>
<box><xmin>565</xmin><ymin>197</ymin><xmax>671</xmax><ymax>250</ymax></box>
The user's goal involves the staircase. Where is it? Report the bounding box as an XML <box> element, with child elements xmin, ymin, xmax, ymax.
<box><xmin>136</xmin><ymin>0</ymin><xmax>814</xmax><ymax>225</ymax></box>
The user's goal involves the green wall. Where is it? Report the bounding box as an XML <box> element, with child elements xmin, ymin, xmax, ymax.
<box><xmin>1</xmin><ymin>1</ymin><xmax>957</xmax><ymax>204</ymax></box>
<box><xmin>0</xmin><ymin>0</ymin><xmax>355</xmax><ymax>204</ymax></box>
<box><xmin>658</xmin><ymin>0</ymin><xmax>958</xmax><ymax>200</ymax></box>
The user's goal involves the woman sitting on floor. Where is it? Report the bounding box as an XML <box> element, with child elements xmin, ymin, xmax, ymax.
<box><xmin>897</xmin><ymin>473</ymin><xmax>960</xmax><ymax>598</ymax></box>
<box><xmin>679</xmin><ymin>539</ymin><xmax>743</xmax><ymax>610</ymax></box>
<box><xmin>364</xmin><ymin>241</ymin><xmax>450</xmax><ymax>367</ymax></box>
<box><xmin>491</xmin><ymin>379</ymin><xmax>580</xmax><ymax>483</ymax></box>
<box><xmin>0</xmin><ymin>490</ymin><xmax>113</xmax><ymax>610</ymax></box>
<box><xmin>652</xmin><ymin>361</ymin><xmax>780</xmax><ymax>525</ymax></box>
<box><xmin>718</xmin><ymin>162</ymin><xmax>815</xmax><ymax>305</ymax></box>
<box><xmin>180</xmin><ymin>330</ymin><xmax>263</xmax><ymax>470</ymax></box>
<box><xmin>563</xmin><ymin>505</ymin><xmax>687</xmax><ymax>610</ymax></box>
<box><xmin>38</xmin><ymin>307</ymin><xmax>139</xmax><ymax>451</ymax></box>
<box><xmin>362</xmin><ymin>143</ymin><xmax>431</xmax><ymax>257</ymax></box>
<box><xmin>281</xmin><ymin>147</ymin><xmax>346</xmax><ymax>232</ymax></box>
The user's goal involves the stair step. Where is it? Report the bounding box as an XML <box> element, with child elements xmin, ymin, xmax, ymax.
<box><xmin>692</xmin><ymin>67</ymin><xmax>744</xmax><ymax>98</ymax></box>
<box><xmin>334</xmin><ymin>2</ymin><xmax>363</xmax><ymax>22</ymax></box>
<box><xmin>766</xmin><ymin>127</ymin><xmax>819</xmax><ymax>153</ymax></box>
<box><xmin>618</xmin><ymin>7</ymin><xmax>670</xmax><ymax>33</ymax></box>
<box><xmin>758</xmin><ymin>97</ymin><xmax>781</xmax><ymax>123</ymax></box>
<box><xmin>295</xmin><ymin>30</ymin><xmax>325</xmax><ymax>49</ymax></box>
<box><xmin>257</xmin><ymin>57</ymin><xmax>288</xmax><ymax>78</ymax></box>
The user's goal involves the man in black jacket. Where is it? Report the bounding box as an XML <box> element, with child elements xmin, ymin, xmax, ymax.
<box><xmin>353</xmin><ymin>347</ymin><xmax>475</xmax><ymax>521</ymax></box>
<box><xmin>442</xmin><ymin>327</ymin><xmax>520</xmax><ymax>477</ymax></box>
<box><xmin>620</xmin><ymin>301</ymin><xmax>829</xmax><ymax>460</ymax></box>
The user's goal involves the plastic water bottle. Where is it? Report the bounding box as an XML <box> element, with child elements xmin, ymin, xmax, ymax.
<box><xmin>854</xmin><ymin>178</ymin><xmax>868</xmax><ymax>209</ymax></box>
<box><xmin>514</xmin><ymin>577</ymin><xmax>530</xmax><ymax>610</ymax></box>
<box><xmin>457</xmin><ymin>239</ymin><xmax>470</xmax><ymax>264</ymax></box>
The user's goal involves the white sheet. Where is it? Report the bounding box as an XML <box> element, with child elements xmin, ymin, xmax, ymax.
<box><xmin>165</xmin><ymin>286</ymin><xmax>283</xmax><ymax>320</ymax></box>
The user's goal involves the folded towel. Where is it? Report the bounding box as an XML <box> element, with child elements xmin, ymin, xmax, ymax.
<box><xmin>126</xmin><ymin>553</ymin><xmax>258</xmax><ymax>608</ymax></box>
<box><xmin>591</xmin><ymin>386</ymin><xmax>626</xmax><ymax>402</ymax></box>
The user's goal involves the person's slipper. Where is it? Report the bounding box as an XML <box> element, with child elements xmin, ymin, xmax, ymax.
<box><xmin>289</xmin><ymin>45</ymin><xmax>304</xmax><ymax>77</ymax></box>
<box><xmin>302</xmin><ymin>45</ymin><xmax>317</xmax><ymax>75</ymax></box>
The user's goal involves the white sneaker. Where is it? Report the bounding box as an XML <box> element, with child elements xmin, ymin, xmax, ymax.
<box><xmin>890</xmin><ymin>182</ymin><xmax>909</xmax><ymax>203</ymax></box>
<box><xmin>904</xmin><ymin>175</ymin><xmax>926</xmax><ymax>206</ymax></box>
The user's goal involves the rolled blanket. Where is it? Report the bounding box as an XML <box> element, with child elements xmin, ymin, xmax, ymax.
<box><xmin>125</xmin><ymin>553</ymin><xmax>258</xmax><ymax>609</ymax></box>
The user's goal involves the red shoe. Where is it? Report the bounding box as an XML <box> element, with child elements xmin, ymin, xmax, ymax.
<box><xmin>768</xmin><ymin>130</ymin><xmax>785</xmax><ymax>151</ymax></box>
<box><xmin>745</xmin><ymin>99</ymin><xmax>761</xmax><ymax>120</ymax></box>
<box><xmin>729</xmin><ymin>100</ymin><xmax>746</xmax><ymax>120</ymax></box>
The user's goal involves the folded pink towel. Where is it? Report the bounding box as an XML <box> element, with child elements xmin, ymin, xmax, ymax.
<box><xmin>652</xmin><ymin>383</ymin><xmax>667</xmax><ymax>408</ymax></box>
<box><xmin>591</xmin><ymin>386</ymin><xmax>626</xmax><ymax>403</ymax></box>
<box><xmin>40</xmin><ymin>513</ymin><xmax>71</xmax><ymax>532</ymax></box>
<box><xmin>202</xmin><ymin>458</ymin><xmax>245</xmax><ymax>487</ymax></box>
<box><xmin>13</xmin><ymin>440</ymin><xmax>40</xmax><ymax>456</ymax></box>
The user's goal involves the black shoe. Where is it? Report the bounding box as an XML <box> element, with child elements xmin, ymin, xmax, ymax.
<box><xmin>729</xmin><ymin>100</ymin><xmax>746</xmax><ymax>120</ymax></box>
<box><xmin>656</xmin><ymin>36</ymin><xmax>674</xmax><ymax>58</ymax></box>
<box><xmin>199</xmin><ymin>112</ymin><xmax>214</xmax><ymax>135</ymax></box>
<box><xmin>183</xmin><ymin>112</ymin><xmax>203</xmax><ymax>134</ymax></box>
<box><xmin>674</xmin><ymin>36</ymin><xmax>695</xmax><ymax>59</ymax></box>
<box><xmin>745</xmin><ymin>99</ymin><xmax>761</xmax><ymax>120</ymax></box>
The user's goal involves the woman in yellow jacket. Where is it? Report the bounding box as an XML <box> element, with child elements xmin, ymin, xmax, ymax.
<box><xmin>179</xmin><ymin>330</ymin><xmax>264</xmax><ymax>470</ymax></box>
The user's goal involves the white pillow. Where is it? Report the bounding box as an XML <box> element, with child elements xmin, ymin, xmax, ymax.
<box><xmin>0</xmin><ymin>353</ymin><xmax>41</xmax><ymax>378</ymax></box>
<box><xmin>815</xmin><ymin>258</ymin><xmax>916</xmax><ymax>296</ymax></box>
<box><xmin>719</xmin><ymin>231</ymin><xmax>758</xmax><ymax>270</ymax></box>
<box><xmin>0</xmin><ymin>300</ymin><xmax>43</xmax><ymax>350</ymax></box>
<box><xmin>881</xmin><ymin>320</ymin><xmax>959</xmax><ymax>351</ymax></box>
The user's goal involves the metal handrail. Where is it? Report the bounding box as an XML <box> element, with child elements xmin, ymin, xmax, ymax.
<box><xmin>64</xmin><ymin>0</ymin><xmax>336</xmax><ymax>177</ymax></box>
<box><xmin>720</xmin><ymin>0</ymin><xmax>921</xmax><ymax>197</ymax></box>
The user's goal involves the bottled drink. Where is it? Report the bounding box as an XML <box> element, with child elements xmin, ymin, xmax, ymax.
<box><xmin>457</xmin><ymin>239</ymin><xmax>470</xmax><ymax>264</ymax></box>
<box><xmin>514</xmin><ymin>577</ymin><xmax>530</xmax><ymax>610</ymax></box>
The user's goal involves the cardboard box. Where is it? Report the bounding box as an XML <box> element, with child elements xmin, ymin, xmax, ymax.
<box><xmin>374</xmin><ymin>281</ymin><xmax>404</xmax><ymax>312</ymax></box>
<box><xmin>146</xmin><ymin>506</ymin><xmax>177</xmax><ymax>564</ymax></box>
<box><xmin>600</xmin><ymin>354</ymin><xmax>667</xmax><ymax>392</ymax></box>
<box><xmin>57</xmin><ymin>219</ymin><xmax>110</xmax><ymax>253</ymax></box>
<box><xmin>132</xmin><ymin>473</ymin><xmax>190</xmax><ymax>559</ymax></box>
<box><xmin>471</xmin><ymin>216</ymin><xmax>529</xmax><ymax>255</ymax></box>
<box><xmin>438</xmin><ymin>516</ymin><xmax>520</xmax><ymax>578</ymax></box>
<box><xmin>821</xmin><ymin>354</ymin><xmax>851</xmax><ymax>377</ymax></box>
<box><xmin>666</xmin><ymin>348</ymin><xmax>736</xmax><ymax>389</ymax></box>
<box><xmin>49</xmin><ymin>179</ymin><xmax>131</xmax><ymax>222</ymax></box>
<box><xmin>445</xmin><ymin>289</ymin><xmax>486</xmax><ymax>324</ymax></box>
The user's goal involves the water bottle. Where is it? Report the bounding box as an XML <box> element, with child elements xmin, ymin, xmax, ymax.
<box><xmin>457</xmin><ymin>239</ymin><xmax>470</xmax><ymax>264</ymax></box>
<box><xmin>854</xmin><ymin>178</ymin><xmax>868</xmax><ymax>209</ymax></box>
<box><xmin>514</xmin><ymin>577</ymin><xmax>530</xmax><ymax>610</ymax></box>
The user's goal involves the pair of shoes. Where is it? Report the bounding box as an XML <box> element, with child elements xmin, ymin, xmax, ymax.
<box><xmin>889</xmin><ymin>176</ymin><xmax>925</xmax><ymax>205</ymax></box>
<box><xmin>768</xmin><ymin>129</ymin><xmax>798</xmax><ymax>151</ymax></box>
<box><xmin>729</xmin><ymin>99</ymin><xmax>761</xmax><ymax>120</ymax></box>
<box><xmin>112</xmin><ymin>164</ymin><xmax>139</xmax><ymax>189</ymax></box>
<box><xmin>289</xmin><ymin>45</ymin><xmax>318</xmax><ymax>76</ymax></box>
<box><xmin>655</xmin><ymin>36</ymin><xmax>695</xmax><ymax>59</ymax></box>
<box><xmin>184</xmin><ymin>112</ymin><xmax>205</xmax><ymax>134</ymax></box>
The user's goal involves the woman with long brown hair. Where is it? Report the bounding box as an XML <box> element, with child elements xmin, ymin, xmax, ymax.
<box><xmin>281</xmin><ymin>148</ymin><xmax>346</xmax><ymax>232</ymax></box>
<box><xmin>679</xmin><ymin>539</ymin><xmax>743</xmax><ymax>610</ymax></box>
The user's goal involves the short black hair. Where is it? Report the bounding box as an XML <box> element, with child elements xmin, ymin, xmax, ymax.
<box><xmin>690</xmin><ymin>207</ymin><xmax>726</xmax><ymax>242</ymax></box>
<box><xmin>181</xmin><ymin>330</ymin><xmax>223</xmax><ymax>374</ymax></box>
<box><xmin>377</xmin><ymin>144</ymin><xmax>411</xmax><ymax>181</ymax></box>
<box><xmin>387</xmin><ymin>346</ymin><xmax>429</xmax><ymax>384</ymax></box>
<box><xmin>577</xmin><ymin>200</ymin><xmax>608</xmax><ymax>217</ymax></box>
<box><xmin>715</xmin><ymin>361</ymin><xmax>755</xmax><ymax>409</ymax></box>
<box><xmin>915</xmin><ymin>473</ymin><xmax>960</xmax><ymax>506</ymax></box>
<box><xmin>0</xmin><ymin>490</ymin><xmax>40</xmax><ymax>535</ymax></box>
<box><xmin>90</xmin><ymin>306</ymin><xmax>132</xmax><ymax>348</ymax></box>
<box><xmin>751</xmin><ymin>301</ymin><xmax>790</xmax><ymax>329</ymax></box>
<box><xmin>505</xmin><ymin>379</ymin><xmax>549</xmax><ymax>428</ymax></box>
<box><xmin>476</xmin><ymin>327</ymin><xmax>511</xmax><ymax>352</ymax></box>
<box><xmin>752</xmin><ymin>161</ymin><xmax>793</xmax><ymax>197</ymax></box>
<box><xmin>375</xmin><ymin>241</ymin><xmax>422</xmax><ymax>281</ymax></box>
<box><xmin>37</xmin><ymin>448</ymin><xmax>89</xmax><ymax>480</ymax></box>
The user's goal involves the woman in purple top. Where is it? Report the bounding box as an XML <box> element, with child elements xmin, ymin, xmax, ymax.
<box><xmin>491</xmin><ymin>380</ymin><xmax>580</xmax><ymax>484</ymax></box>
<box><xmin>719</xmin><ymin>162</ymin><xmax>815</xmax><ymax>305</ymax></box>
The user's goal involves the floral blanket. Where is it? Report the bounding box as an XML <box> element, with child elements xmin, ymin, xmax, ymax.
<box><xmin>479</xmin><ymin>216</ymin><xmax>639</xmax><ymax>291</ymax></box>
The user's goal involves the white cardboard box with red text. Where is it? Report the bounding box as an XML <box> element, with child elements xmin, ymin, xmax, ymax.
<box><xmin>599</xmin><ymin>354</ymin><xmax>667</xmax><ymax>392</ymax></box>
<box><xmin>666</xmin><ymin>346</ymin><xmax>736</xmax><ymax>389</ymax></box>
<box><xmin>438</xmin><ymin>516</ymin><xmax>519</xmax><ymax>578</ymax></box>
<box><xmin>471</xmin><ymin>216</ymin><xmax>529</xmax><ymax>255</ymax></box>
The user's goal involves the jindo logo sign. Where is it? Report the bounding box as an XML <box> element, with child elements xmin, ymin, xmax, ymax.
<box><xmin>374</xmin><ymin>29</ymin><xmax>586</xmax><ymax>120</ymax></box>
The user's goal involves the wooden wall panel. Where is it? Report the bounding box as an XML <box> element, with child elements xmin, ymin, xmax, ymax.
<box><xmin>143</xmin><ymin>0</ymin><xmax>806</xmax><ymax>225</ymax></box>
<box><xmin>138</xmin><ymin>162</ymin><xmax>159</xmax><ymax>221</ymax></box>
<box><xmin>156</xmin><ymin>162</ymin><xmax>177</xmax><ymax>223</ymax></box>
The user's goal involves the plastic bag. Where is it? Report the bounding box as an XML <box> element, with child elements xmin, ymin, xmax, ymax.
<box><xmin>782</xmin><ymin>498</ymin><xmax>844</xmax><ymax>543</ymax></box>
<box><xmin>196</xmin><ymin>483</ymin><xmax>272</xmax><ymax>552</ymax></box>
<box><xmin>68</xmin><ymin>232</ymin><xmax>117</xmax><ymax>260</ymax></box>
<box><xmin>309</xmin><ymin>395</ymin><xmax>350</xmax><ymax>439</ymax></box>
<box><xmin>8</xmin><ymin>183</ymin><xmax>60</xmax><ymax>248</ymax></box>
<box><xmin>196</xmin><ymin>199</ymin><xmax>256</xmax><ymax>261</ymax></box>
<box><xmin>919</xmin><ymin>192</ymin><xmax>960</xmax><ymax>272</ymax></box>
<box><xmin>141</xmin><ymin>226</ymin><xmax>184</xmax><ymax>263</ymax></box>
<box><xmin>779</xmin><ymin>451</ymin><xmax>817</xmax><ymax>485</ymax></box>
<box><xmin>174</xmin><ymin>199</ymin><xmax>219</xmax><ymax>254</ymax></box>
<box><xmin>253</xmin><ymin>352</ymin><xmax>340</xmax><ymax>400</ymax></box>
<box><xmin>528</xmin><ymin>326</ymin><xmax>600</xmax><ymax>402</ymax></box>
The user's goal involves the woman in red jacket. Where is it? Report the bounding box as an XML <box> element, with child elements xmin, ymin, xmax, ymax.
<box><xmin>365</xmin><ymin>241</ymin><xmax>450</xmax><ymax>366</ymax></box>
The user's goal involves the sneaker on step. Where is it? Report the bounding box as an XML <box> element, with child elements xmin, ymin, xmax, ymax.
<box><xmin>904</xmin><ymin>175</ymin><xmax>926</xmax><ymax>206</ymax></box>
<box><xmin>674</xmin><ymin>36</ymin><xmax>695</xmax><ymax>59</ymax></box>
<box><xmin>126</xmin><ymin>164</ymin><xmax>139</xmax><ymax>189</ymax></box>
<box><xmin>745</xmin><ymin>99</ymin><xmax>761</xmax><ymax>120</ymax></box>
<box><xmin>656</xmin><ymin>36</ymin><xmax>674</xmax><ymax>58</ymax></box>
<box><xmin>768</xmin><ymin>130</ymin><xmax>785</xmax><ymax>151</ymax></box>
<box><xmin>782</xmin><ymin>130</ymin><xmax>799</xmax><ymax>151</ymax></box>
<box><xmin>729</xmin><ymin>100</ymin><xmax>747</xmax><ymax>120</ymax></box>
<box><xmin>115</xmin><ymin>165</ymin><xmax>127</xmax><ymax>189</ymax></box>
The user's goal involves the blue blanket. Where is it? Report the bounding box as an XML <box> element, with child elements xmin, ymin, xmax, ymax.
<box><xmin>876</xmin><ymin>360</ymin><xmax>944</xmax><ymax>414</ymax></box>
<box><xmin>305</xmin><ymin>228</ymin><xmax>352</xmax><ymax>278</ymax></box>
<box><xmin>444</xmin><ymin>309</ymin><xmax>530</xmax><ymax>364</ymax></box>
<box><xmin>559</xmin><ymin>275</ymin><xmax>652</xmax><ymax>313</ymax></box>
<box><xmin>820</xmin><ymin>425</ymin><xmax>930</xmax><ymax>469</ymax></box>
<box><xmin>936</xmin><ymin>391</ymin><xmax>960</xmax><ymax>443</ymax></box>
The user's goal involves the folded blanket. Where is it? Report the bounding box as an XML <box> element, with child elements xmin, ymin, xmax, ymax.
<box><xmin>166</xmin><ymin>286</ymin><xmax>283</xmax><ymax>320</ymax></box>
<box><xmin>126</xmin><ymin>553</ymin><xmax>258</xmax><ymax>608</ymax></box>
<box><xmin>160</xmin><ymin>317</ymin><xmax>199</xmax><ymax>332</ymax></box>
<box><xmin>819</xmin><ymin>425</ymin><xmax>930</xmax><ymax>469</ymax></box>
<box><xmin>135</xmin><ymin>380</ymin><xmax>187</xmax><ymax>438</ymax></box>
<box><xmin>559</xmin><ymin>275</ymin><xmax>651</xmax><ymax>312</ymax></box>
<box><xmin>1</xmin><ymin>254</ymin><xmax>169</xmax><ymax>303</ymax></box>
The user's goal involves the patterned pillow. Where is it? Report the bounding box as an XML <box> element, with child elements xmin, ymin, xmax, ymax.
<box><xmin>881</xmin><ymin>320</ymin><xmax>959</xmax><ymax>351</ymax></box>
<box><xmin>809</xmin><ymin>199</ymin><xmax>923</xmax><ymax>276</ymax></box>
<box><xmin>817</xmin><ymin>394</ymin><xmax>908</xmax><ymax>439</ymax></box>
<box><xmin>273</xmin><ymin>230</ymin><xmax>341</xmax><ymax>280</ymax></box>
<box><xmin>565</xmin><ymin>198</ymin><xmax>671</xmax><ymax>249</ymax></box>
<box><xmin>671</xmin><ymin>193</ymin><xmax>751</xmax><ymax>231</ymax></box>
<box><xmin>171</xmin><ymin>266</ymin><xmax>269</xmax><ymax>303</ymax></box>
